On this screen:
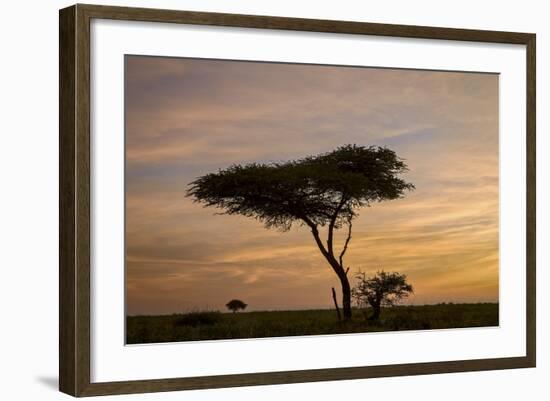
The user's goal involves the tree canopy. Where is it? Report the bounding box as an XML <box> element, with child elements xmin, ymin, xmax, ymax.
<box><xmin>352</xmin><ymin>270</ymin><xmax>414</xmax><ymax>320</ymax></box>
<box><xmin>226</xmin><ymin>299</ymin><xmax>247</xmax><ymax>313</ymax></box>
<box><xmin>187</xmin><ymin>144</ymin><xmax>414</xmax><ymax>231</ymax></box>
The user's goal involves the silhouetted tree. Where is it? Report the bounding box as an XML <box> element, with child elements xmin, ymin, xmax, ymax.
<box><xmin>226</xmin><ymin>299</ymin><xmax>247</xmax><ymax>313</ymax></box>
<box><xmin>352</xmin><ymin>270</ymin><xmax>414</xmax><ymax>320</ymax></box>
<box><xmin>187</xmin><ymin>145</ymin><xmax>414</xmax><ymax>320</ymax></box>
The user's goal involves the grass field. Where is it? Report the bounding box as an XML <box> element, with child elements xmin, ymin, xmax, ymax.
<box><xmin>126</xmin><ymin>303</ymin><xmax>498</xmax><ymax>344</ymax></box>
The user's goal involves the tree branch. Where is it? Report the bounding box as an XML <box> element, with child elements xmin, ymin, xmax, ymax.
<box><xmin>311</xmin><ymin>226</ymin><xmax>331</xmax><ymax>259</ymax></box>
<box><xmin>302</xmin><ymin>214</ymin><xmax>346</xmax><ymax>278</ymax></box>
<box><xmin>327</xmin><ymin>195</ymin><xmax>348</xmax><ymax>256</ymax></box>
<box><xmin>339</xmin><ymin>218</ymin><xmax>353</xmax><ymax>269</ymax></box>
<box><xmin>301</xmin><ymin>216</ymin><xmax>330</xmax><ymax>258</ymax></box>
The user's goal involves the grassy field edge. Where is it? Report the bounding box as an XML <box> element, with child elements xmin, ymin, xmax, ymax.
<box><xmin>126</xmin><ymin>303</ymin><xmax>499</xmax><ymax>344</ymax></box>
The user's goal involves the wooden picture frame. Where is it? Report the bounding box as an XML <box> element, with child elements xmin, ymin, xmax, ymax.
<box><xmin>59</xmin><ymin>3</ymin><xmax>536</xmax><ymax>397</ymax></box>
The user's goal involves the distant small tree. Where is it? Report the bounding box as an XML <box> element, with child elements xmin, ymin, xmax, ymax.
<box><xmin>352</xmin><ymin>270</ymin><xmax>413</xmax><ymax>320</ymax></box>
<box><xmin>226</xmin><ymin>299</ymin><xmax>247</xmax><ymax>313</ymax></box>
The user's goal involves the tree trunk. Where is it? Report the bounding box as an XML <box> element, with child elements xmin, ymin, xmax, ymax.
<box><xmin>331</xmin><ymin>287</ymin><xmax>341</xmax><ymax>321</ymax></box>
<box><xmin>340</xmin><ymin>274</ymin><xmax>352</xmax><ymax>320</ymax></box>
<box><xmin>306</xmin><ymin>223</ymin><xmax>352</xmax><ymax>320</ymax></box>
<box><xmin>370</xmin><ymin>303</ymin><xmax>381</xmax><ymax>320</ymax></box>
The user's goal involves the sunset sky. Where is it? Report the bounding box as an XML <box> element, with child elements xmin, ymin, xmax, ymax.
<box><xmin>125</xmin><ymin>55</ymin><xmax>499</xmax><ymax>315</ymax></box>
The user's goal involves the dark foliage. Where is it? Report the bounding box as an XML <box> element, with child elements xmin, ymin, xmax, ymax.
<box><xmin>352</xmin><ymin>270</ymin><xmax>414</xmax><ymax>320</ymax></box>
<box><xmin>226</xmin><ymin>299</ymin><xmax>248</xmax><ymax>313</ymax></box>
<box><xmin>187</xmin><ymin>144</ymin><xmax>414</xmax><ymax>231</ymax></box>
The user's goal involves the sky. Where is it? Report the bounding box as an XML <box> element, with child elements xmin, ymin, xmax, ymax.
<box><xmin>125</xmin><ymin>55</ymin><xmax>499</xmax><ymax>315</ymax></box>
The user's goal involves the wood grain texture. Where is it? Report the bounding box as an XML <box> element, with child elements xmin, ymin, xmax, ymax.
<box><xmin>59</xmin><ymin>5</ymin><xmax>77</xmax><ymax>396</ymax></box>
<box><xmin>78</xmin><ymin>356</ymin><xmax>533</xmax><ymax>396</ymax></box>
<box><xmin>525</xmin><ymin>34</ymin><xmax>536</xmax><ymax>367</ymax></box>
<box><xmin>78</xmin><ymin>3</ymin><xmax>533</xmax><ymax>44</ymax></box>
<box><xmin>59</xmin><ymin>3</ymin><xmax>536</xmax><ymax>397</ymax></box>
<box><xmin>75</xmin><ymin>4</ymin><xmax>92</xmax><ymax>396</ymax></box>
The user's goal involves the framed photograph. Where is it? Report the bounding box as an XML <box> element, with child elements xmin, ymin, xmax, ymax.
<box><xmin>59</xmin><ymin>4</ymin><xmax>536</xmax><ymax>397</ymax></box>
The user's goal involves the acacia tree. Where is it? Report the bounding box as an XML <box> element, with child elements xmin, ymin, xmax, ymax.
<box><xmin>352</xmin><ymin>271</ymin><xmax>414</xmax><ymax>320</ymax></box>
<box><xmin>187</xmin><ymin>145</ymin><xmax>414</xmax><ymax>320</ymax></box>
<box><xmin>226</xmin><ymin>299</ymin><xmax>247</xmax><ymax>313</ymax></box>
